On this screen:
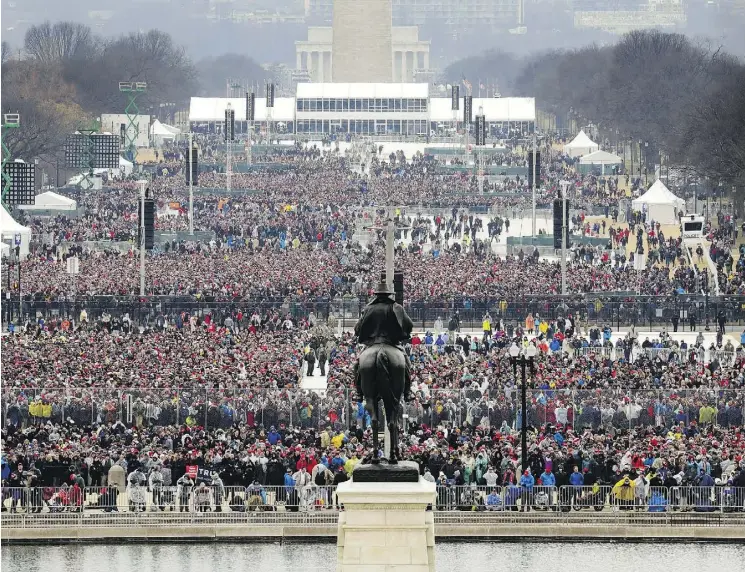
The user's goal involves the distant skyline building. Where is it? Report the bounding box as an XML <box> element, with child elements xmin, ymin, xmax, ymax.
<box><xmin>307</xmin><ymin>0</ymin><xmax>524</xmax><ymax>29</ymax></box>
<box><xmin>296</xmin><ymin>26</ymin><xmax>430</xmax><ymax>82</ymax></box>
<box><xmin>331</xmin><ymin>0</ymin><xmax>394</xmax><ymax>83</ymax></box>
<box><xmin>572</xmin><ymin>0</ymin><xmax>686</xmax><ymax>33</ymax></box>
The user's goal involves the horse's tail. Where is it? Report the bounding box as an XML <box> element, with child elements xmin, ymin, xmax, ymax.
<box><xmin>375</xmin><ymin>348</ymin><xmax>400</xmax><ymax>417</ymax></box>
<box><xmin>375</xmin><ymin>347</ymin><xmax>390</xmax><ymax>393</ymax></box>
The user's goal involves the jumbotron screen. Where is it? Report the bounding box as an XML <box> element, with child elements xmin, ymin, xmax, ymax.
<box><xmin>2</xmin><ymin>161</ymin><xmax>36</xmax><ymax>205</ymax></box>
<box><xmin>65</xmin><ymin>134</ymin><xmax>121</xmax><ymax>169</ymax></box>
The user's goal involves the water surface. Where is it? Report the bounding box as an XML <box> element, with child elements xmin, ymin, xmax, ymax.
<box><xmin>3</xmin><ymin>542</ymin><xmax>743</xmax><ymax>572</ymax></box>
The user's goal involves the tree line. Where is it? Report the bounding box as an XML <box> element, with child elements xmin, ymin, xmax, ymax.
<box><xmin>446</xmin><ymin>30</ymin><xmax>745</xmax><ymax>209</ymax></box>
<box><xmin>1</xmin><ymin>22</ymin><xmax>267</xmax><ymax>164</ymax></box>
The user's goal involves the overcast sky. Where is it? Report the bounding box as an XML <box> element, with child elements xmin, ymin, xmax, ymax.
<box><xmin>2</xmin><ymin>0</ymin><xmax>743</xmax><ymax>62</ymax></box>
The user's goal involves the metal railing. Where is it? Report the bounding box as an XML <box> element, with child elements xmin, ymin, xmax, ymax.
<box><xmin>4</xmin><ymin>294</ymin><xmax>745</xmax><ymax>331</ymax></box>
<box><xmin>2</xmin><ymin>485</ymin><xmax>744</xmax><ymax>519</ymax></box>
<box><xmin>3</xmin><ymin>386</ymin><xmax>744</xmax><ymax>432</ymax></box>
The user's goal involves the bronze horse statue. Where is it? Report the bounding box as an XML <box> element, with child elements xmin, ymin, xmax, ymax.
<box><xmin>354</xmin><ymin>282</ymin><xmax>413</xmax><ymax>464</ymax></box>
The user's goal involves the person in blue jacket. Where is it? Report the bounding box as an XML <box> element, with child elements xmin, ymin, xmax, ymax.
<box><xmin>267</xmin><ymin>426</ymin><xmax>281</xmax><ymax>446</ymax></box>
<box><xmin>539</xmin><ymin>468</ymin><xmax>556</xmax><ymax>509</ymax></box>
<box><xmin>568</xmin><ymin>465</ymin><xmax>585</xmax><ymax>508</ymax></box>
<box><xmin>648</xmin><ymin>490</ymin><xmax>668</xmax><ymax>512</ymax></box>
<box><xmin>540</xmin><ymin>468</ymin><xmax>556</xmax><ymax>487</ymax></box>
<box><xmin>504</xmin><ymin>484</ymin><xmax>521</xmax><ymax>511</ymax></box>
<box><xmin>569</xmin><ymin>466</ymin><xmax>585</xmax><ymax>486</ymax></box>
<box><xmin>485</xmin><ymin>489</ymin><xmax>502</xmax><ymax>511</ymax></box>
<box><xmin>519</xmin><ymin>470</ymin><xmax>535</xmax><ymax>512</ymax></box>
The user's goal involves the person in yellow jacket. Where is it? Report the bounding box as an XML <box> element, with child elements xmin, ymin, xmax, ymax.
<box><xmin>331</xmin><ymin>431</ymin><xmax>345</xmax><ymax>449</ymax></box>
<box><xmin>344</xmin><ymin>453</ymin><xmax>360</xmax><ymax>476</ymax></box>
<box><xmin>482</xmin><ymin>314</ymin><xmax>491</xmax><ymax>338</ymax></box>
<box><xmin>320</xmin><ymin>428</ymin><xmax>331</xmax><ymax>449</ymax></box>
<box><xmin>612</xmin><ymin>475</ymin><xmax>635</xmax><ymax>509</ymax></box>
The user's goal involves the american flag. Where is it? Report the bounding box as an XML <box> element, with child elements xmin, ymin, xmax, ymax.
<box><xmin>461</xmin><ymin>74</ymin><xmax>472</xmax><ymax>94</ymax></box>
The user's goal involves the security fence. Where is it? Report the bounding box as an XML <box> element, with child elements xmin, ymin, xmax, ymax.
<box><xmin>5</xmin><ymin>294</ymin><xmax>745</xmax><ymax>331</ymax></box>
<box><xmin>2</xmin><ymin>485</ymin><xmax>744</xmax><ymax>516</ymax></box>
<box><xmin>3</xmin><ymin>387</ymin><xmax>744</xmax><ymax>433</ymax></box>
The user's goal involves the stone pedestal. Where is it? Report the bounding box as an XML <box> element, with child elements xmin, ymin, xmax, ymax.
<box><xmin>336</xmin><ymin>477</ymin><xmax>436</xmax><ymax>572</ymax></box>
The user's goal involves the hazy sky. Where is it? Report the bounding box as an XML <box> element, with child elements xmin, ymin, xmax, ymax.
<box><xmin>2</xmin><ymin>0</ymin><xmax>743</xmax><ymax>62</ymax></box>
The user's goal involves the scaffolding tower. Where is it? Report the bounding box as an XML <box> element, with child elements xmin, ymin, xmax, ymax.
<box><xmin>119</xmin><ymin>81</ymin><xmax>147</xmax><ymax>165</ymax></box>
<box><xmin>76</xmin><ymin>119</ymin><xmax>101</xmax><ymax>191</ymax></box>
<box><xmin>1</xmin><ymin>113</ymin><xmax>20</xmax><ymax>207</ymax></box>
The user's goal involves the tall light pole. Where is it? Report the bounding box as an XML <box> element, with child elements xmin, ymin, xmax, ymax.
<box><xmin>559</xmin><ymin>179</ymin><xmax>571</xmax><ymax>295</ymax></box>
<box><xmin>138</xmin><ymin>179</ymin><xmax>147</xmax><ymax>296</ymax></box>
<box><xmin>532</xmin><ymin>127</ymin><xmax>537</xmax><ymax>238</ymax></box>
<box><xmin>226</xmin><ymin>102</ymin><xmax>233</xmax><ymax>193</ymax></box>
<box><xmin>188</xmin><ymin>131</ymin><xmax>194</xmax><ymax>235</ymax></box>
<box><xmin>477</xmin><ymin>105</ymin><xmax>484</xmax><ymax>194</ymax></box>
<box><xmin>510</xmin><ymin>342</ymin><xmax>537</xmax><ymax>475</ymax></box>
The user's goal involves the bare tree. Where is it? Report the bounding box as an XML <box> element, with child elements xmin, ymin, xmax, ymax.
<box><xmin>1</xmin><ymin>61</ymin><xmax>88</xmax><ymax>161</ymax></box>
<box><xmin>24</xmin><ymin>21</ymin><xmax>96</xmax><ymax>64</ymax></box>
<box><xmin>68</xmin><ymin>29</ymin><xmax>197</xmax><ymax>114</ymax></box>
<box><xmin>1</xmin><ymin>41</ymin><xmax>11</xmax><ymax>64</ymax></box>
<box><xmin>196</xmin><ymin>54</ymin><xmax>268</xmax><ymax>97</ymax></box>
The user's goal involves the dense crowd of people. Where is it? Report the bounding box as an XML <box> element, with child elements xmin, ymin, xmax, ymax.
<box><xmin>3</xmin><ymin>304</ymin><xmax>744</xmax><ymax>513</ymax></box>
<box><xmin>3</xmin><ymin>138</ymin><xmax>743</xmax><ymax>516</ymax></box>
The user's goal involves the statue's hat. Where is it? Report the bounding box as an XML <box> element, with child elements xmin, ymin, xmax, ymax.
<box><xmin>374</xmin><ymin>281</ymin><xmax>393</xmax><ymax>295</ymax></box>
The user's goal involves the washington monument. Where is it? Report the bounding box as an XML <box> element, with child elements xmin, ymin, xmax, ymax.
<box><xmin>332</xmin><ymin>0</ymin><xmax>394</xmax><ymax>82</ymax></box>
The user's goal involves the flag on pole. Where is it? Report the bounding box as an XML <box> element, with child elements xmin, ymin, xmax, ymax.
<box><xmin>461</xmin><ymin>74</ymin><xmax>472</xmax><ymax>94</ymax></box>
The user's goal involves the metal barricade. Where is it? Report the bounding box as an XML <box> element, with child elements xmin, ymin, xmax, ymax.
<box><xmin>558</xmin><ymin>485</ymin><xmax>614</xmax><ymax>512</ymax></box>
<box><xmin>5</xmin><ymin>486</ymin><xmax>745</xmax><ymax>515</ymax></box>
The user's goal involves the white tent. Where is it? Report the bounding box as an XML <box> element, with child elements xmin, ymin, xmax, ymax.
<box><xmin>1</xmin><ymin>242</ymin><xmax>10</xmax><ymax>258</ymax></box>
<box><xmin>150</xmin><ymin>120</ymin><xmax>180</xmax><ymax>147</ymax></box>
<box><xmin>564</xmin><ymin>130</ymin><xmax>599</xmax><ymax>158</ymax></box>
<box><xmin>20</xmin><ymin>190</ymin><xmax>77</xmax><ymax>211</ymax></box>
<box><xmin>579</xmin><ymin>149</ymin><xmax>622</xmax><ymax>165</ymax></box>
<box><xmin>579</xmin><ymin>149</ymin><xmax>623</xmax><ymax>174</ymax></box>
<box><xmin>1</xmin><ymin>207</ymin><xmax>32</xmax><ymax>257</ymax></box>
<box><xmin>119</xmin><ymin>156</ymin><xmax>134</xmax><ymax>176</ymax></box>
<box><xmin>631</xmin><ymin>179</ymin><xmax>686</xmax><ymax>225</ymax></box>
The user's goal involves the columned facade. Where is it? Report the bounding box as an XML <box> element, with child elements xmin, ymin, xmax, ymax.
<box><xmin>296</xmin><ymin>25</ymin><xmax>430</xmax><ymax>83</ymax></box>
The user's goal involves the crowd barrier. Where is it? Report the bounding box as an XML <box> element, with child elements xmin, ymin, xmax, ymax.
<box><xmin>5</xmin><ymin>294</ymin><xmax>745</xmax><ymax>331</ymax></box>
<box><xmin>2</xmin><ymin>485</ymin><xmax>743</xmax><ymax>515</ymax></box>
<box><xmin>3</xmin><ymin>387</ymin><xmax>744</xmax><ymax>432</ymax></box>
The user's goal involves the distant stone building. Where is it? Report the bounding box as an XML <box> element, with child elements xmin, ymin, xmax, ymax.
<box><xmin>296</xmin><ymin>25</ymin><xmax>430</xmax><ymax>83</ymax></box>
<box><xmin>572</xmin><ymin>0</ymin><xmax>686</xmax><ymax>33</ymax></box>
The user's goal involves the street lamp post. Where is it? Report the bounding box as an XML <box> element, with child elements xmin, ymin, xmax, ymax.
<box><xmin>510</xmin><ymin>342</ymin><xmax>537</xmax><ymax>475</ymax></box>
<box><xmin>138</xmin><ymin>180</ymin><xmax>147</xmax><ymax>296</ymax></box>
<box><xmin>559</xmin><ymin>180</ymin><xmax>571</xmax><ymax>296</ymax></box>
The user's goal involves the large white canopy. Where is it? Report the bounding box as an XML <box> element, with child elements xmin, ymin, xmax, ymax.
<box><xmin>20</xmin><ymin>190</ymin><xmax>77</xmax><ymax>211</ymax></box>
<box><xmin>631</xmin><ymin>179</ymin><xmax>686</xmax><ymax>225</ymax></box>
<box><xmin>579</xmin><ymin>149</ymin><xmax>622</xmax><ymax>165</ymax></box>
<box><xmin>1</xmin><ymin>206</ymin><xmax>32</xmax><ymax>257</ymax></box>
<box><xmin>150</xmin><ymin>119</ymin><xmax>180</xmax><ymax>137</ymax></box>
<box><xmin>564</xmin><ymin>130</ymin><xmax>599</xmax><ymax>158</ymax></box>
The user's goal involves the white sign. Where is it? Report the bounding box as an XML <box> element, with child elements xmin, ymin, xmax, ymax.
<box><xmin>66</xmin><ymin>256</ymin><xmax>80</xmax><ymax>275</ymax></box>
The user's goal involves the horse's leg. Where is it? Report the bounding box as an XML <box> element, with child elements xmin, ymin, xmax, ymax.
<box><xmin>384</xmin><ymin>398</ymin><xmax>399</xmax><ymax>464</ymax></box>
<box><xmin>367</xmin><ymin>397</ymin><xmax>379</xmax><ymax>464</ymax></box>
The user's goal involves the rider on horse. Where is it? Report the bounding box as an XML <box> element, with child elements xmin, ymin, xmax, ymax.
<box><xmin>353</xmin><ymin>281</ymin><xmax>414</xmax><ymax>403</ymax></box>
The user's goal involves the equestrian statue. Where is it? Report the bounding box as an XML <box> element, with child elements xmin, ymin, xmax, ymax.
<box><xmin>354</xmin><ymin>281</ymin><xmax>413</xmax><ymax>464</ymax></box>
